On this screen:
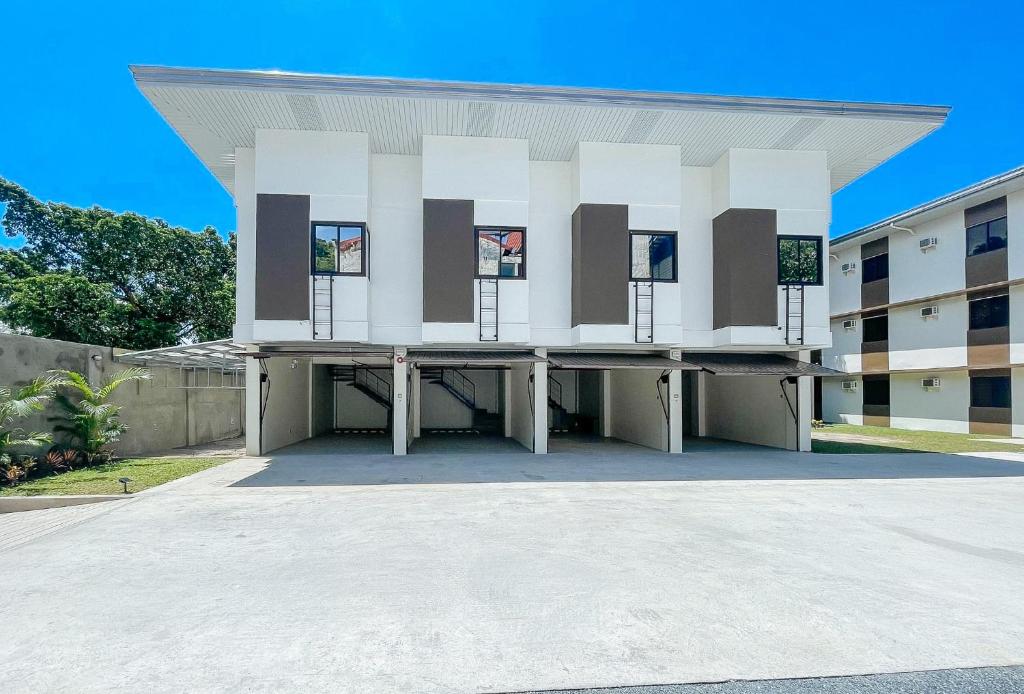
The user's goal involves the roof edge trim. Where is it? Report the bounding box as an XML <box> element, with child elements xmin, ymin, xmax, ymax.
<box><xmin>130</xmin><ymin>65</ymin><xmax>951</xmax><ymax>123</ymax></box>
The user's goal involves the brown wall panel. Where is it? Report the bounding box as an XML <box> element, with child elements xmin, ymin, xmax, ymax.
<box><xmin>967</xmin><ymin>342</ymin><xmax>1010</xmax><ymax>368</ymax></box>
<box><xmin>965</xmin><ymin>247</ymin><xmax>1008</xmax><ymax>288</ymax></box>
<box><xmin>712</xmin><ymin>208</ymin><xmax>777</xmax><ymax>329</ymax></box>
<box><xmin>863</xmin><ymin>415</ymin><xmax>891</xmax><ymax>427</ymax></box>
<box><xmin>861</xmin><ymin>351</ymin><xmax>890</xmax><ymax>373</ymax></box>
<box><xmin>571</xmin><ymin>203</ymin><xmax>629</xmax><ymax>326</ymax></box>
<box><xmin>964</xmin><ymin>197</ymin><xmax>1007</xmax><ymax>227</ymax></box>
<box><xmin>256</xmin><ymin>193</ymin><xmax>311</xmax><ymax>321</ymax></box>
<box><xmin>969</xmin><ymin>420</ymin><xmax>1012</xmax><ymax>436</ymax></box>
<box><xmin>860</xmin><ymin>237</ymin><xmax>889</xmax><ymax>259</ymax></box>
<box><xmin>422</xmin><ymin>199</ymin><xmax>475</xmax><ymax>323</ymax></box>
<box><xmin>861</xmin><ymin>278</ymin><xmax>889</xmax><ymax>309</ymax></box>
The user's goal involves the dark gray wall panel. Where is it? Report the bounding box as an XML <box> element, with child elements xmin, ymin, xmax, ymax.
<box><xmin>967</xmin><ymin>325</ymin><xmax>1009</xmax><ymax>346</ymax></box>
<box><xmin>423</xmin><ymin>199</ymin><xmax>475</xmax><ymax>323</ymax></box>
<box><xmin>861</xmin><ymin>277</ymin><xmax>889</xmax><ymax>309</ymax></box>
<box><xmin>571</xmin><ymin>204</ymin><xmax>628</xmax><ymax>326</ymax></box>
<box><xmin>964</xmin><ymin>197</ymin><xmax>1007</xmax><ymax>227</ymax></box>
<box><xmin>965</xmin><ymin>247</ymin><xmax>1008</xmax><ymax>288</ymax></box>
<box><xmin>860</xmin><ymin>237</ymin><xmax>889</xmax><ymax>259</ymax></box>
<box><xmin>712</xmin><ymin>208</ymin><xmax>777</xmax><ymax>329</ymax></box>
<box><xmin>256</xmin><ymin>193</ymin><xmax>311</xmax><ymax>321</ymax></box>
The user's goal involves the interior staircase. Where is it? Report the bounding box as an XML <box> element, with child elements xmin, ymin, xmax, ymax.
<box><xmin>420</xmin><ymin>367</ymin><xmax>502</xmax><ymax>435</ymax></box>
<box><xmin>331</xmin><ymin>366</ymin><xmax>393</xmax><ymax>433</ymax></box>
<box><xmin>547</xmin><ymin>375</ymin><xmax>571</xmax><ymax>433</ymax></box>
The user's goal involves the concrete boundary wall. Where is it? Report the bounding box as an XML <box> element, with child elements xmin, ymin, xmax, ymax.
<box><xmin>0</xmin><ymin>333</ymin><xmax>244</xmax><ymax>456</ymax></box>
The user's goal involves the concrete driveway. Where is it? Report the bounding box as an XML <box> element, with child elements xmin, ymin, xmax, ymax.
<box><xmin>3</xmin><ymin>440</ymin><xmax>1024</xmax><ymax>693</ymax></box>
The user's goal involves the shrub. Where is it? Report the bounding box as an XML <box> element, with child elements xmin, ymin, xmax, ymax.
<box><xmin>49</xmin><ymin>368</ymin><xmax>151</xmax><ymax>458</ymax></box>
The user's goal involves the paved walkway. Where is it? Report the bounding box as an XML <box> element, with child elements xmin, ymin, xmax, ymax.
<box><xmin>0</xmin><ymin>499</ymin><xmax>131</xmax><ymax>553</ymax></box>
<box><xmin>2</xmin><ymin>441</ymin><xmax>1024</xmax><ymax>692</ymax></box>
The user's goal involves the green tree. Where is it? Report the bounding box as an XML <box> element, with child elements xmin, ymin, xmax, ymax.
<box><xmin>0</xmin><ymin>178</ymin><xmax>235</xmax><ymax>349</ymax></box>
<box><xmin>49</xmin><ymin>368</ymin><xmax>151</xmax><ymax>458</ymax></box>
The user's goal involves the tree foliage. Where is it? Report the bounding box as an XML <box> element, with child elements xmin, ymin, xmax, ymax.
<box><xmin>0</xmin><ymin>178</ymin><xmax>235</xmax><ymax>349</ymax></box>
<box><xmin>49</xmin><ymin>367</ymin><xmax>151</xmax><ymax>456</ymax></box>
<box><xmin>0</xmin><ymin>376</ymin><xmax>60</xmax><ymax>463</ymax></box>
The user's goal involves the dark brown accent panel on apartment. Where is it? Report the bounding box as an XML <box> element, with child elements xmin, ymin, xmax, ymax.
<box><xmin>970</xmin><ymin>406</ymin><xmax>1012</xmax><ymax>425</ymax></box>
<box><xmin>965</xmin><ymin>247</ymin><xmax>1008</xmax><ymax>288</ymax></box>
<box><xmin>967</xmin><ymin>325</ymin><xmax>1010</xmax><ymax>346</ymax></box>
<box><xmin>861</xmin><ymin>278</ymin><xmax>889</xmax><ymax>309</ymax></box>
<box><xmin>712</xmin><ymin>208</ymin><xmax>777</xmax><ymax>329</ymax></box>
<box><xmin>964</xmin><ymin>197</ymin><xmax>1007</xmax><ymax>228</ymax></box>
<box><xmin>422</xmin><ymin>199</ymin><xmax>475</xmax><ymax>323</ymax></box>
<box><xmin>860</xmin><ymin>237</ymin><xmax>889</xmax><ymax>260</ymax></box>
<box><xmin>255</xmin><ymin>193</ymin><xmax>311</xmax><ymax>320</ymax></box>
<box><xmin>571</xmin><ymin>203</ymin><xmax>629</xmax><ymax>326</ymax></box>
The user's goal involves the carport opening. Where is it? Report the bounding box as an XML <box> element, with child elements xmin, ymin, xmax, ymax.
<box><xmin>547</xmin><ymin>368</ymin><xmax>693</xmax><ymax>452</ymax></box>
<box><xmin>255</xmin><ymin>355</ymin><xmax>394</xmax><ymax>456</ymax></box>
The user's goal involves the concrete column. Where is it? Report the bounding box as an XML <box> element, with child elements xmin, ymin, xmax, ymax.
<box><xmin>392</xmin><ymin>349</ymin><xmax>408</xmax><ymax>456</ymax></box>
<box><xmin>600</xmin><ymin>370</ymin><xmax>612</xmax><ymax>437</ymax></box>
<box><xmin>503</xmin><ymin>369</ymin><xmax>513</xmax><ymax>437</ymax></box>
<box><xmin>411</xmin><ymin>366</ymin><xmax>421</xmax><ymax>439</ymax></box>
<box><xmin>244</xmin><ymin>348</ymin><xmax>262</xmax><ymax>456</ymax></box>
<box><xmin>533</xmin><ymin>348</ymin><xmax>548</xmax><ymax>454</ymax></box>
<box><xmin>797</xmin><ymin>350</ymin><xmax>812</xmax><ymax>452</ymax></box>
<box><xmin>694</xmin><ymin>370</ymin><xmax>709</xmax><ymax>437</ymax></box>
<box><xmin>668</xmin><ymin>369</ymin><xmax>684</xmax><ymax>453</ymax></box>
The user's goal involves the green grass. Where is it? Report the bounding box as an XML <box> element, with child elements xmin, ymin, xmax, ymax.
<box><xmin>812</xmin><ymin>423</ymin><xmax>1023</xmax><ymax>455</ymax></box>
<box><xmin>0</xmin><ymin>457</ymin><xmax>229</xmax><ymax>496</ymax></box>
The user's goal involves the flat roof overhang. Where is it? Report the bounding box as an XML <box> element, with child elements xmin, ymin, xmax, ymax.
<box><xmin>549</xmin><ymin>353</ymin><xmax>698</xmax><ymax>370</ymax></box>
<box><xmin>406</xmin><ymin>350</ymin><xmax>545</xmax><ymax>367</ymax></box>
<box><xmin>678</xmin><ymin>352</ymin><xmax>842</xmax><ymax>377</ymax></box>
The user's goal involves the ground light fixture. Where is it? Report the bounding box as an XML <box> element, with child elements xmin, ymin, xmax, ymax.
<box><xmin>118</xmin><ymin>477</ymin><xmax>132</xmax><ymax>494</ymax></box>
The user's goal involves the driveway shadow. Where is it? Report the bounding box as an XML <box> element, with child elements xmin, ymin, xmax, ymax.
<box><xmin>228</xmin><ymin>435</ymin><xmax>1024</xmax><ymax>488</ymax></box>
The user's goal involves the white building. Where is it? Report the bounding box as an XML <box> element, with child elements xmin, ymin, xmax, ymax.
<box><xmin>822</xmin><ymin>166</ymin><xmax>1024</xmax><ymax>436</ymax></box>
<box><xmin>132</xmin><ymin>66</ymin><xmax>948</xmax><ymax>456</ymax></box>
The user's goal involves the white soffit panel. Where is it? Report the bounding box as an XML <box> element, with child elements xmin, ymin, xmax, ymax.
<box><xmin>132</xmin><ymin>66</ymin><xmax>949</xmax><ymax>195</ymax></box>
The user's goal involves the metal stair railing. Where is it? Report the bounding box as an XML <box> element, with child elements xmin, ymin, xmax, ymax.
<box><xmin>312</xmin><ymin>275</ymin><xmax>334</xmax><ymax>340</ymax></box>
<box><xmin>634</xmin><ymin>281</ymin><xmax>654</xmax><ymax>344</ymax></box>
<box><xmin>784</xmin><ymin>285</ymin><xmax>805</xmax><ymax>345</ymax></box>
<box><xmin>440</xmin><ymin>368</ymin><xmax>476</xmax><ymax>410</ymax></box>
<box><xmin>354</xmin><ymin>368</ymin><xmax>393</xmax><ymax>407</ymax></box>
<box><xmin>547</xmin><ymin>374</ymin><xmax>563</xmax><ymax>409</ymax></box>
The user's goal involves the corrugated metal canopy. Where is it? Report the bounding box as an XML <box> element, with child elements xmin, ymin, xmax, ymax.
<box><xmin>116</xmin><ymin>339</ymin><xmax>246</xmax><ymax>370</ymax></box>
<box><xmin>407</xmin><ymin>350</ymin><xmax>544</xmax><ymax>366</ymax></box>
<box><xmin>131</xmin><ymin>65</ymin><xmax>948</xmax><ymax>195</ymax></box>
<box><xmin>548</xmin><ymin>353</ymin><xmax>697</xmax><ymax>369</ymax></box>
<box><xmin>678</xmin><ymin>352</ymin><xmax>842</xmax><ymax>377</ymax></box>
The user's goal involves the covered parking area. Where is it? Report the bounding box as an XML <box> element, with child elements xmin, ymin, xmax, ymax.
<box><xmin>406</xmin><ymin>350</ymin><xmax>546</xmax><ymax>455</ymax></box>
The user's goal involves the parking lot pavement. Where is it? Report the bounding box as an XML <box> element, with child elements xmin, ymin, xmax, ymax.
<box><xmin>2</xmin><ymin>444</ymin><xmax>1024</xmax><ymax>693</ymax></box>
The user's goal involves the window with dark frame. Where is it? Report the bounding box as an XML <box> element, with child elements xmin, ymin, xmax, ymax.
<box><xmin>969</xmin><ymin>294</ymin><xmax>1010</xmax><ymax>330</ymax></box>
<box><xmin>630</xmin><ymin>232</ymin><xmax>677</xmax><ymax>281</ymax></box>
<box><xmin>776</xmin><ymin>236</ymin><xmax>822</xmax><ymax>285</ymax></box>
<box><xmin>862</xmin><ymin>313</ymin><xmax>889</xmax><ymax>343</ymax></box>
<box><xmin>862</xmin><ymin>252</ymin><xmax>889</xmax><ymax>283</ymax></box>
<box><xmin>311</xmin><ymin>223</ymin><xmax>366</xmax><ymax>275</ymax></box>
<box><xmin>970</xmin><ymin>375</ymin><xmax>1011</xmax><ymax>409</ymax></box>
<box><xmin>862</xmin><ymin>376</ymin><xmax>890</xmax><ymax>407</ymax></box>
<box><xmin>966</xmin><ymin>216</ymin><xmax>1008</xmax><ymax>257</ymax></box>
<box><xmin>476</xmin><ymin>228</ymin><xmax>525</xmax><ymax>278</ymax></box>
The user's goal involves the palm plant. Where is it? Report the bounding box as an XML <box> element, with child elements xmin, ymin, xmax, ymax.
<box><xmin>0</xmin><ymin>376</ymin><xmax>60</xmax><ymax>464</ymax></box>
<box><xmin>49</xmin><ymin>367</ymin><xmax>151</xmax><ymax>459</ymax></box>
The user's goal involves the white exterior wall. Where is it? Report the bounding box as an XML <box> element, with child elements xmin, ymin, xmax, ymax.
<box><xmin>260</xmin><ymin>357</ymin><xmax>311</xmax><ymax>453</ymax></box>
<box><xmin>608</xmin><ymin>369</ymin><xmax>668</xmax><ymax>451</ymax></box>
<box><xmin>528</xmin><ymin>161</ymin><xmax>573</xmax><ymax>346</ymax></box>
<box><xmin>828</xmin><ymin>245</ymin><xmax>861</xmax><ymax>317</ymax></box>
<box><xmin>369</xmin><ymin>154</ymin><xmax>423</xmax><ymax>346</ymax></box>
<box><xmin>679</xmin><ymin>166</ymin><xmax>714</xmax><ymax>347</ymax></box>
<box><xmin>509</xmin><ymin>362</ymin><xmax>534</xmax><ymax>450</ymax></box>
<box><xmin>890</xmin><ymin>371</ymin><xmax>970</xmax><ymax>433</ymax></box>
<box><xmin>888</xmin><ymin>296</ymin><xmax>968</xmax><ymax>370</ymax></box>
<box><xmin>1008</xmin><ymin>189</ymin><xmax>1024</xmax><ymax>280</ymax></box>
<box><xmin>233</xmin><ymin>148</ymin><xmax>257</xmax><ymax>343</ymax></box>
<box><xmin>1014</xmin><ymin>368</ymin><xmax>1024</xmax><ymax>439</ymax></box>
<box><xmin>826</xmin><ymin>317</ymin><xmax>862</xmax><ymax>373</ymax></box>
<box><xmin>888</xmin><ymin>213</ymin><xmax>966</xmax><ymax>302</ymax></box>
<box><xmin>822</xmin><ymin>377</ymin><xmax>863</xmax><ymax>425</ymax></box>
<box><xmin>711</xmin><ymin>149</ymin><xmax>832</xmax><ymax>349</ymax></box>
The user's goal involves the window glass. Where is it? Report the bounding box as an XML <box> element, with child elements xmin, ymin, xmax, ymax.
<box><xmin>862</xmin><ymin>376</ymin><xmax>890</xmax><ymax>406</ymax></box>
<box><xmin>477</xmin><ymin>229</ymin><xmax>525</xmax><ymax>278</ymax></box>
<box><xmin>967</xmin><ymin>217</ymin><xmax>1008</xmax><ymax>257</ymax></box>
<box><xmin>862</xmin><ymin>253</ymin><xmax>889</xmax><ymax>283</ymax></box>
<box><xmin>969</xmin><ymin>294</ymin><xmax>1010</xmax><ymax>330</ymax></box>
<box><xmin>337</xmin><ymin>226</ymin><xmax>363</xmax><ymax>273</ymax></box>
<box><xmin>313</xmin><ymin>225</ymin><xmax>338</xmax><ymax>273</ymax></box>
<box><xmin>971</xmin><ymin>376</ymin><xmax>1011</xmax><ymax>408</ymax></box>
<box><xmin>631</xmin><ymin>233</ymin><xmax>677</xmax><ymax>281</ymax></box>
<box><xmin>777</xmin><ymin>236</ymin><xmax>821</xmax><ymax>285</ymax></box>
<box><xmin>862</xmin><ymin>314</ymin><xmax>888</xmax><ymax>342</ymax></box>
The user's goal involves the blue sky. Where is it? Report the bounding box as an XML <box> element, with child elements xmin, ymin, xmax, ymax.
<box><xmin>2</xmin><ymin>1</ymin><xmax>1021</xmax><ymax>247</ymax></box>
